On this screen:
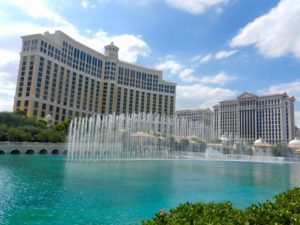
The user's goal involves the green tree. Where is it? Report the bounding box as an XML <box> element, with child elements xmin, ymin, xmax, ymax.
<box><xmin>36</xmin><ymin>130</ymin><xmax>50</xmax><ymax>142</ymax></box>
<box><xmin>49</xmin><ymin>131</ymin><xmax>65</xmax><ymax>142</ymax></box>
<box><xmin>8</xmin><ymin>127</ymin><xmax>22</xmax><ymax>142</ymax></box>
<box><xmin>14</xmin><ymin>109</ymin><xmax>27</xmax><ymax>117</ymax></box>
<box><xmin>273</xmin><ymin>142</ymin><xmax>287</xmax><ymax>156</ymax></box>
<box><xmin>0</xmin><ymin>124</ymin><xmax>7</xmax><ymax>141</ymax></box>
<box><xmin>55</xmin><ymin>118</ymin><xmax>71</xmax><ymax>134</ymax></box>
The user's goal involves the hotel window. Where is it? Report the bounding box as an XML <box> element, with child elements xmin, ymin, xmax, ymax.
<box><xmin>158</xmin><ymin>95</ymin><xmax>162</xmax><ymax>114</ymax></box>
<box><xmin>135</xmin><ymin>91</ymin><xmax>139</xmax><ymax>114</ymax></box>
<box><xmin>109</xmin><ymin>83</ymin><xmax>114</xmax><ymax>114</ymax></box>
<box><xmin>95</xmin><ymin>81</ymin><xmax>100</xmax><ymax>112</ymax></box>
<box><xmin>102</xmin><ymin>82</ymin><xmax>108</xmax><ymax>114</ymax></box>
<box><xmin>141</xmin><ymin>92</ymin><xmax>145</xmax><ymax>112</ymax></box>
<box><xmin>76</xmin><ymin>74</ymin><xmax>82</xmax><ymax>109</ymax></box>
<box><xmin>129</xmin><ymin>89</ymin><xmax>133</xmax><ymax>114</ymax></box>
<box><xmin>146</xmin><ymin>93</ymin><xmax>151</xmax><ymax>113</ymax></box>
<box><xmin>117</xmin><ymin>87</ymin><xmax>121</xmax><ymax>114</ymax></box>
<box><xmin>164</xmin><ymin>96</ymin><xmax>168</xmax><ymax>114</ymax></box>
<box><xmin>123</xmin><ymin>88</ymin><xmax>128</xmax><ymax>113</ymax></box>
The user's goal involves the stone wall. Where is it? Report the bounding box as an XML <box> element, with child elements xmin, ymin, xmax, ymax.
<box><xmin>0</xmin><ymin>142</ymin><xmax>67</xmax><ymax>155</ymax></box>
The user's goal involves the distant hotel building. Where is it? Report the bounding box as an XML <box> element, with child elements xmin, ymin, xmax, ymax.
<box><xmin>175</xmin><ymin>108</ymin><xmax>213</xmax><ymax>141</ymax></box>
<box><xmin>213</xmin><ymin>92</ymin><xmax>295</xmax><ymax>145</ymax></box>
<box><xmin>14</xmin><ymin>31</ymin><xmax>176</xmax><ymax>123</ymax></box>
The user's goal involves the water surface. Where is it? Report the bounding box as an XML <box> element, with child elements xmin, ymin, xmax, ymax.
<box><xmin>0</xmin><ymin>155</ymin><xmax>299</xmax><ymax>224</ymax></box>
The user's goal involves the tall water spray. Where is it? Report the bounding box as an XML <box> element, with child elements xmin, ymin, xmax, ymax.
<box><xmin>67</xmin><ymin>113</ymin><xmax>209</xmax><ymax>160</ymax></box>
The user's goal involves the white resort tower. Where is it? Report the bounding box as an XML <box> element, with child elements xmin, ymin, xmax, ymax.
<box><xmin>213</xmin><ymin>92</ymin><xmax>295</xmax><ymax>145</ymax></box>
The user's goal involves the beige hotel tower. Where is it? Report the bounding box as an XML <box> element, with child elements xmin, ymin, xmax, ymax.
<box><xmin>14</xmin><ymin>31</ymin><xmax>176</xmax><ymax>123</ymax></box>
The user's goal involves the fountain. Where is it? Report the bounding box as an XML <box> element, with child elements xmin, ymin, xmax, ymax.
<box><xmin>67</xmin><ymin>113</ymin><xmax>295</xmax><ymax>162</ymax></box>
<box><xmin>67</xmin><ymin>113</ymin><xmax>207</xmax><ymax>161</ymax></box>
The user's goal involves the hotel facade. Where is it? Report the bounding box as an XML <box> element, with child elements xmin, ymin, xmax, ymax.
<box><xmin>175</xmin><ymin>108</ymin><xmax>213</xmax><ymax>141</ymax></box>
<box><xmin>14</xmin><ymin>31</ymin><xmax>176</xmax><ymax>123</ymax></box>
<box><xmin>213</xmin><ymin>92</ymin><xmax>295</xmax><ymax>145</ymax></box>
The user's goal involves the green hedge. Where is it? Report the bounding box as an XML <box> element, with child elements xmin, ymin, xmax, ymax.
<box><xmin>143</xmin><ymin>188</ymin><xmax>300</xmax><ymax>225</ymax></box>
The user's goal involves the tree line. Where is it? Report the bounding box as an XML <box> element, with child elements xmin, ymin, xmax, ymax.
<box><xmin>0</xmin><ymin>110</ymin><xmax>70</xmax><ymax>143</ymax></box>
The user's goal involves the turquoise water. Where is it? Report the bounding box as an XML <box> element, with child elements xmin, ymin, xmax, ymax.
<box><xmin>0</xmin><ymin>155</ymin><xmax>300</xmax><ymax>224</ymax></box>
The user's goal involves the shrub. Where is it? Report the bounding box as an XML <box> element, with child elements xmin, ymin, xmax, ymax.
<box><xmin>143</xmin><ymin>188</ymin><xmax>300</xmax><ymax>225</ymax></box>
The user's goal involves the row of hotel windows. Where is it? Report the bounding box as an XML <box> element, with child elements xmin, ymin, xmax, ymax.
<box><xmin>15</xmin><ymin>96</ymin><xmax>174</xmax><ymax>123</ymax></box>
<box><xmin>16</xmin><ymin>100</ymin><xmax>93</xmax><ymax>122</ymax></box>
<box><xmin>39</xmin><ymin>40</ymin><xmax>103</xmax><ymax>78</ymax></box>
<box><xmin>117</xmin><ymin>68</ymin><xmax>175</xmax><ymax>93</ymax></box>
<box><xmin>24</xmin><ymin>39</ymin><xmax>175</xmax><ymax>94</ymax></box>
<box><xmin>220</xmin><ymin>100</ymin><xmax>284</xmax><ymax>110</ymax></box>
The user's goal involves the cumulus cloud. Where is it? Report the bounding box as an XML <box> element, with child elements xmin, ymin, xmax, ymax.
<box><xmin>259</xmin><ymin>79</ymin><xmax>300</xmax><ymax>127</ymax></box>
<box><xmin>81</xmin><ymin>0</ymin><xmax>89</xmax><ymax>8</ymax></box>
<box><xmin>165</xmin><ymin>0</ymin><xmax>228</xmax><ymax>15</ymax></box>
<box><xmin>192</xmin><ymin>50</ymin><xmax>238</xmax><ymax>64</ymax></box>
<box><xmin>1</xmin><ymin>1</ymin><xmax>151</xmax><ymax>64</ymax></box>
<box><xmin>178</xmin><ymin>68</ymin><xmax>199</xmax><ymax>82</ymax></box>
<box><xmin>155</xmin><ymin>59</ymin><xmax>184</xmax><ymax>75</ymax></box>
<box><xmin>156</xmin><ymin>58</ymin><xmax>236</xmax><ymax>85</ymax></box>
<box><xmin>215</xmin><ymin>50</ymin><xmax>238</xmax><ymax>59</ymax></box>
<box><xmin>10</xmin><ymin>0</ymin><xmax>69</xmax><ymax>25</ymax></box>
<box><xmin>231</xmin><ymin>0</ymin><xmax>300</xmax><ymax>58</ymax></box>
<box><xmin>260</xmin><ymin>79</ymin><xmax>300</xmax><ymax>101</ymax></box>
<box><xmin>200</xmin><ymin>54</ymin><xmax>213</xmax><ymax>63</ymax></box>
<box><xmin>176</xmin><ymin>84</ymin><xmax>237</xmax><ymax>109</ymax></box>
<box><xmin>81</xmin><ymin>0</ymin><xmax>96</xmax><ymax>9</ymax></box>
<box><xmin>199</xmin><ymin>72</ymin><xmax>236</xmax><ymax>85</ymax></box>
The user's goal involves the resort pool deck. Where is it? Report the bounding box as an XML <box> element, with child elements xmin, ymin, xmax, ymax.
<box><xmin>0</xmin><ymin>155</ymin><xmax>300</xmax><ymax>224</ymax></box>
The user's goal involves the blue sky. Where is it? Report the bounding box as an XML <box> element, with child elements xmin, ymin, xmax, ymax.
<box><xmin>0</xmin><ymin>0</ymin><xmax>299</xmax><ymax>126</ymax></box>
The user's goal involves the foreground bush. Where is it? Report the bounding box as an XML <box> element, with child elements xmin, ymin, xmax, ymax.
<box><xmin>143</xmin><ymin>188</ymin><xmax>300</xmax><ymax>225</ymax></box>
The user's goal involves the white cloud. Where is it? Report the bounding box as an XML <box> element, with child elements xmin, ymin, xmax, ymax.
<box><xmin>0</xmin><ymin>0</ymin><xmax>151</xmax><ymax>63</ymax></box>
<box><xmin>199</xmin><ymin>54</ymin><xmax>213</xmax><ymax>63</ymax></box>
<box><xmin>81</xmin><ymin>0</ymin><xmax>96</xmax><ymax>9</ymax></box>
<box><xmin>0</xmin><ymin>72</ymin><xmax>17</xmax><ymax>112</ymax></box>
<box><xmin>231</xmin><ymin>0</ymin><xmax>300</xmax><ymax>58</ymax></box>
<box><xmin>81</xmin><ymin>0</ymin><xmax>89</xmax><ymax>8</ymax></box>
<box><xmin>259</xmin><ymin>79</ymin><xmax>300</xmax><ymax>127</ymax></box>
<box><xmin>155</xmin><ymin>59</ymin><xmax>183</xmax><ymax>74</ymax></box>
<box><xmin>192</xmin><ymin>50</ymin><xmax>237</xmax><ymax>64</ymax></box>
<box><xmin>215</xmin><ymin>50</ymin><xmax>238</xmax><ymax>59</ymax></box>
<box><xmin>0</xmin><ymin>50</ymin><xmax>20</xmax><ymax>66</ymax></box>
<box><xmin>199</xmin><ymin>72</ymin><xmax>236</xmax><ymax>85</ymax></box>
<box><xmin>166</xmin><ymin>0</ymin><xmax>228</xmax><ymax>15</ymax></box>
<box><xmin>10</xmin><ymin>0</ymin><xmax>69</xmax><ymax>25</ymax></box>
<box><xmin>179</xmin><ymin>68</ymin><xmax>199</xmax><ymax>82</ymax></box>
<box><xmin>156</xmin><ymin>58</ymin><xmax>235</xmax><ymax>85</ymax></box>
<box><xmin>0</xmin><ymin>0</ymin><xmax>151</xmax><ymax>112</ymax></box>
<box><xmin>191</xmin><ymin>54</ymin><xmax>210</xmax><ymax>63</ymax></box>
<box><xmin>261</xmin><ymin>79</ymin><xmax>300</xmax><ymax>101</ymax></box>
<box><xmin>176</xmin><ymin>84</ymin><xmax>237</xmax><ymax>109</ymax></box>
<box><xmin>215</xmin><ymin>7</ymin><xmax>224</xmax><ymax>14</ymax></box>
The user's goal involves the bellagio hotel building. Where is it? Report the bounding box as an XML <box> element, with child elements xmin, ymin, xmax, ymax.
<box><xmin>13</xmin><ymin>31</ymin><xmax>176</xmax><ymax>123</ymax></box>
